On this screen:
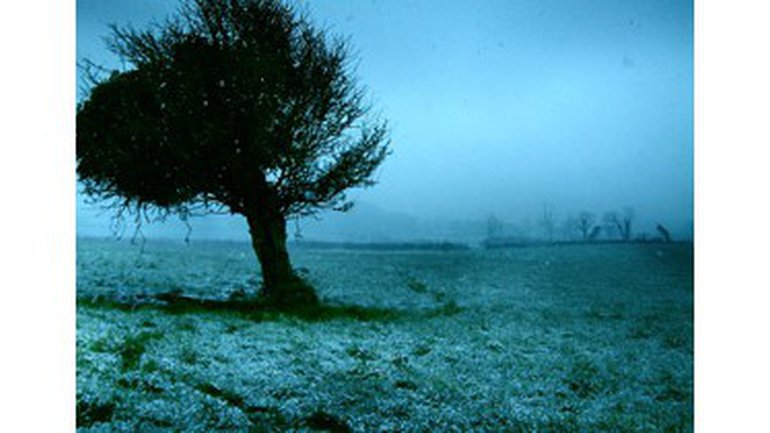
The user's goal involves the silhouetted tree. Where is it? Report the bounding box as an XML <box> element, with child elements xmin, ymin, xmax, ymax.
<box><xmin>604</xmin><ymin>207</ymin><xmax>634</xmax><ymax>241</ymax></box>
<box><xmin>576</xmin><ymin>212</ymin><xmax>595</xmax><ymax>241</ymax></box>
<box><xmin>588</xmin><ymin>225</ymin><xmax>602</xmax><ymax>241</ymax></box>
<box><xmin>656</xmin><ymin>223</ymin><xmax>672</xmax><ymax>243</ymax></box>
<box><xmin>77</xmin><ymin>0</ymin><xmax>390</xmax><ymax>308</ymax></box>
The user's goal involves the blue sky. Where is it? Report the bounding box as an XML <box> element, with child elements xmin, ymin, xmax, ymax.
<box><xmin>77</xmin><ymin>0</ymin><xmax>693</xmax><ymax>237</ymax></box>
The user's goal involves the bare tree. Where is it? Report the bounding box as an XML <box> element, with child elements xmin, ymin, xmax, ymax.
<box><xmin>656</xmin><ymin>223</ymin><xmax>672</xmax><ymax>243</ymax></box>
<box><xmin>576</xmin><ymin>212</ymin><xmax>595</xmax><ymax>241</ymax></box>
<box><xmin>604</xmin><ymin>207</ymin><xmax>634</xmax><ymax>241</ymax></box>
<box><xmin>620</xmin><ymin>207</ymin><xmax>634</xmax><ymax>241</ymax></box>
<box><xmin>588</xmin><ymin>225</ymin><xmax>602</xmax><ymax>241</ymax></box>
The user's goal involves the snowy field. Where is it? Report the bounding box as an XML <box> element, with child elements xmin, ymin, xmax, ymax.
<box><xmin>76</xmin><ymin>238</ymin><xmax>693</xmax><ymax>432</ymax></box>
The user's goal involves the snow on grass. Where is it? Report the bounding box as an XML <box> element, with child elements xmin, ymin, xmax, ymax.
<box><xmin>76</xmin><ymin>238</ymin><xmax>692</xmax><ymax>432</ymax></box>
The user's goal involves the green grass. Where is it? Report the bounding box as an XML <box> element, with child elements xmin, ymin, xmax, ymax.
<box><xmin>118</xmin><ymin>331</ymin><xmax>162</xmax><ymax>371</ymax></box>
<box><xmin>76</xmin><ymin>238</ymin><xmax>693</xmax><ymax>432</ymax></box>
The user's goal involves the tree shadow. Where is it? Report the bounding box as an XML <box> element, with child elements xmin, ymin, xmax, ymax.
<box><xmin>77</xmin><ymin>291</ymin><xmax>419</xmax><ymax>323</ymax></box>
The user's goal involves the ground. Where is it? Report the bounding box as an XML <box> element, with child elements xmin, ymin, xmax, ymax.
<box><xmin>76</xmin><ymin>238</ymin><xmax>693</xmax><ymax>432</ymax></box>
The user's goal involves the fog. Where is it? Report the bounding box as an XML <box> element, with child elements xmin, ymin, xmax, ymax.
<box><xmin>77</xmin><ymin>0</ymin><xmax>693</xmax><ymax>242</ymax></box>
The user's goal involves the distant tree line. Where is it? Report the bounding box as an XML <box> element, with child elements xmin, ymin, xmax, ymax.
<box><xmin>483</xmin><ymin>205</ymin><xmax>677</xmax><ymax>248</ymax></box>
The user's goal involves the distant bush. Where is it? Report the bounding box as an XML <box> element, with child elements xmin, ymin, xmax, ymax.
<box><xmin>405</xmin><ymin>277</ymin><xmax>461</xmax><ymax>315</ymax></box>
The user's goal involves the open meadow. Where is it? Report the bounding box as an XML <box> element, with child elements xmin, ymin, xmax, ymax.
<box><xmin>76</xmin><ymin>238</ymin><xmax>693</xmax><ymax>432</ymax></box>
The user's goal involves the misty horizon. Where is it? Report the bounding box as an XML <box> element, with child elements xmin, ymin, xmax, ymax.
<box><xmin>78</xmin><ymin>198</ymin><xmax>693</xmax><ymax>244</ymax></box>
<box><xmin>77</xmin><ymin>0</ymin><xmax>692</xmax><ymax>242</ymax></box>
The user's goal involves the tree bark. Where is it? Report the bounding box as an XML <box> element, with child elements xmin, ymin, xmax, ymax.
<box><xmin>245</xmin><ymin>209</ymin><xmax>318</xmax><ymax>308</ymax></box>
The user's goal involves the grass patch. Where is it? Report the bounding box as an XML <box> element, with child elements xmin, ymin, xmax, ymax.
<box><xmin>305</xmin><ymin>410</ymin><xmax>351</xmax><ymax>432</ymax></box>
<box><xmin>346</xmin><ymin>345</ymin><xmax>377</xmax><ymax>361</ymax></box>
<box><xmin>406</xmin><ymin>278</ymin><xmax>428</xmax><ymax>294</ymax></box>
<box><xmin>76</xmin><ymin>394</ymin><xmax>116</xmax><ymax>428</ymax></box>
<box><xmin>179</xmin><ymin>345</ymin><xmax>199</xmax><ymax>365</ymax></box>
<box><xmin>119</xmin><ymin>331</ymin><xmax>161</xmax><ymax>371</ymax></box>
<box><xmin>191</xmin><ymin>381</ymin><xmax>290</xmax><ymax>429</ymax></box>
<box><xmin>564</xmin><ymin>358</ymin><xmax>604</xmax><ymax>399</ymax></box>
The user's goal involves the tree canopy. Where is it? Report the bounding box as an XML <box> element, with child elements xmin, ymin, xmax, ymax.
<box><xmin>77</xmin><ymin>0</ymin><xmax>389</xmax><ymax>222</ymax></box>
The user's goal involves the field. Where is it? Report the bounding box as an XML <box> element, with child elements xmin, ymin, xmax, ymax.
<box><xmin>76</xmin><ymin>238</ymin><xmax>693</xmax><ymax>432</ymax></box>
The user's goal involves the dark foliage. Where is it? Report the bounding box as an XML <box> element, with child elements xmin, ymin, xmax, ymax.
<box><xmin>78</xmin><ymin>0</ymin><xmax>388</xmax><ymax>218</ymax></box>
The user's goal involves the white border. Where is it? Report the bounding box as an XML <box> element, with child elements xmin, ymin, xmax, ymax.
<box><xmin>0</xmin><ymin>0</ymin><xmax>76</xmax><ymax>431</ymax></box>
<box><xmin>696</xmin><ymin>0</ymin><xmax>770</xmax><ymax>431</ymax></box>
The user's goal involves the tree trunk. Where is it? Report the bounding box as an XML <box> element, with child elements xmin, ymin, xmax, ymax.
<box><xmin>245</xmin><ymin>209</ymin><xmax>318</xmax><ymax>308</ymax></box>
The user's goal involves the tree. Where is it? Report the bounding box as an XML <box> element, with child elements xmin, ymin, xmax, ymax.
<box><xmin>77</xmin><ymin>0</ymin><xmax>390</xmax><ymax>308</ymax></box>
<box><xmin>575</xmin><ymin>212</ymin><xmax>595</xmax><ymax>241</ymax></box>
<box><xmin>620</xmin><ymin>207</ymin><xmax>635</xmax><ymax>241</ymax></box>
<box><xmin>604</xmin><ymin>207</ymin><xmax>634</xmax><ymax>241</ymax></box>
<box><xmin>656</xmin><ymin>223</ymin><xmax>672</xmax><ymax>243</ymax></box>
<box><xmin>588</xmin><ymin>225</ymin><xmax>602</xmax><ymax>241</ymax></box>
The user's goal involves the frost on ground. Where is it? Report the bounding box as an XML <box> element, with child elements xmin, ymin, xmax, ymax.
<box><xmin>77</xmin><ymin>238</ymin><xmax>693</xmax><ymax>432</ymax></box>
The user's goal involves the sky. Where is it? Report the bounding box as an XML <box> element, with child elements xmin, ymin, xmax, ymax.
<box><xmin>77</xmin><ymin>0</ymin><xmax>693</xmax><ymax>240</ymax></box>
